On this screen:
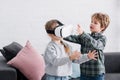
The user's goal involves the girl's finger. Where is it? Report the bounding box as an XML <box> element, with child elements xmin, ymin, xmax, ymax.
<box><xmin>92</xmin><ymin>50</ymin><xmax>96</xmax><ymax>53</ymax></box>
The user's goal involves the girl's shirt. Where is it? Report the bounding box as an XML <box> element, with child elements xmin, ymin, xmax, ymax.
<box><xmin>44</xmin><ymin>41</ymin><xmax>89</xmax><ymax>76</ymax></box>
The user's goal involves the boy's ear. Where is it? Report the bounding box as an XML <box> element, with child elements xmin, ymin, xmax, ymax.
<box><xmin>101</xmin><ymin>26</ymin><xmax>105</xmax><ymax>31</ymax></box>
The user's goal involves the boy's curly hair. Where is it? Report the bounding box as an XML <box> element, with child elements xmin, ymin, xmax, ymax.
<box><xmin>92</xmin><ymin>12</ymin><xmax>110</xmax><ymax>32</ymax></box>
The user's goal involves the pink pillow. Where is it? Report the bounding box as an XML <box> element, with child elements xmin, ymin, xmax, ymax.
<box><xmin>7</xmin><ymin>41</ymin><xmax>45</xmax><ymax>80</ymax></box>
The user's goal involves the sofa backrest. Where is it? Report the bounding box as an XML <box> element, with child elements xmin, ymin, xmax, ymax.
<box><xmin>104</xmin><ymin>52</ymin><xmax>120</xmax><ymax>73</ymax></box>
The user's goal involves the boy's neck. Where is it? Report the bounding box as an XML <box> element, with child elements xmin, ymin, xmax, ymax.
<box><xmin>91</xmin><ymin>32</ymin><xmax>102</xmax><ymax>34</ymax></box>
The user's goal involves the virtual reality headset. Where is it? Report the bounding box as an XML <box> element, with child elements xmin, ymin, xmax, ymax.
<box><xmin>46</xmin><ymin>20</ymin><xmax>73</xmax><ymax>38</ymax></box>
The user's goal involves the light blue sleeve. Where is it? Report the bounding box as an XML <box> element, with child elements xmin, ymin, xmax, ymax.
<box><xmin>70</xmin><ymin>63</ymin><xmax>80</xmax><ymax>78</ymax></box>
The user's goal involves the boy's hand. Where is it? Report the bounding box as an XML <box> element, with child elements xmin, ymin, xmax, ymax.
<box><xmin>87</xmin><ymin>50</ymin><xmax>98</xmax><ymax>60</ymax></box>
<box><xmin>69</xmin><ymin>50</ymin><xmax>81</xmax><ymax>60</ymax></box>
<box><xmin>77</xmin><ymin>24</ymin><xmax>84</xmax><ymax>35</ymax></box>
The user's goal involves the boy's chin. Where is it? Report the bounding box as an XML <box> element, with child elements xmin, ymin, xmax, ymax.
<box><xmin>91</xmin><ymin>31</ymin><xmax>97</xmax><ymax>33</ymax></box>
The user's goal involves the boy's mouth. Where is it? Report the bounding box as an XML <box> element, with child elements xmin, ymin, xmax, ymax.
<box><xmin>90</xmin><ymin>26</ymin><xmax>93</xmax><ymax>29</ymax></box>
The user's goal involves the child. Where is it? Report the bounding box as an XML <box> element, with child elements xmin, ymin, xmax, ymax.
<box><xmin>43</xmin><ymin>19</ymin><xmax>98</xmax><ymax>80</ymax></box>
<box><xmin>64</xmin><ymin>12</ymin><xmax>110</xmax><ymax>80</ymax></box>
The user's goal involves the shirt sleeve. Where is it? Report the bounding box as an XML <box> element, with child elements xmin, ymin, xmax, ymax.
<box><xmin>44</xmin><ymin>44</ymin><xmax>71</xmax><ymax>66</ymax></box>
<box><xmin>73</xmin><ymin>54</ymin><xmax>90</xmax><ymax>64</ymax></box>
<box><xmin>79</xmin><ymin>32</ymin><xmax>106</xmax><ymax>50</ymax></box>
<box><xmin>64</xmin><ymin>32</ymin><xmax>106</xmax><ymax>50</ymax></box>
<box><xmin>63</xmin><ymin>35</ymin><xmax>82</xmax><ymax>44</ymax></box>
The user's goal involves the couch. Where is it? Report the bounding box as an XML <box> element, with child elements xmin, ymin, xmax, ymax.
<box><xmin>0</xmin><ymin>56</ymin><xmax>17</xmax><ymax>80</ymax></box>
<box><xmin>104</xmin><ymin>52</ymin><xmax>120</xmax><ymax>80</ymax></box>
<box><xmin>0</xmin><ymin>52</ymin><xmax>120</xmax><ymax>80</ymax></box>
<box><xmin>0</xmin><ymin>56</ymin><xmax>27</xmax><ymax>80</ymax></box>
<box><xmin>69</xmin><ymin>52</ymin><xmax>120</xmax><ymax>80</ymax></box>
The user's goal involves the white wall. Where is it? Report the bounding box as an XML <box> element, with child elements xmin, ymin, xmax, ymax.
<box><xmin>0</xmin><ymin>0</ymin><xmax>119</xmax><ymax>55</ymax></box>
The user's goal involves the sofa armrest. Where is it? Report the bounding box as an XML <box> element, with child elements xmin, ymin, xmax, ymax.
<box><xmin>104</xmin><ymin>52</ymin><xmax>120</xmax><ymax>73</ymax></box>
<box><xmin>0</xmin><ymin>56</ymin><xmax>17</xmax><ymax>80</ymax></box>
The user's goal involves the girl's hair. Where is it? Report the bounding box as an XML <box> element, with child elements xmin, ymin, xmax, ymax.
<box><xmin>60</xmin><ymin>41</ymin><xmax>70</xmax><ymax>55</ymax></box>
<box><xmin>45</xmin><ymin>19</ymin><xmax>70</xmax><ymax>54</ymax></box>
<box><xmin>91</xmin><ymin>12</ymin><xmax>110</xmax><ymax>32</ymax></box>
<box><xmin>45</xmin><ymin>19</ymin><xmax>58</xmax><ymax>31</ymax></box>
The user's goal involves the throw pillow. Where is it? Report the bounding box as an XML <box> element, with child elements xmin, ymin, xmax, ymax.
<box><xmin>7</xmin><ymin>41</ymin><xmax>45</xmax><ymax>80</ymax></box>
<box><xmin>0</xmin><ymin>42</ymin><xmax>23</xmax><ymax>61</ymax></box>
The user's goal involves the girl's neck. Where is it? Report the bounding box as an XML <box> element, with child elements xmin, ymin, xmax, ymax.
<box><xmin>52</xmin><ymin>39</ymin><xmax>61</xmax><ymax>44</ymax></box>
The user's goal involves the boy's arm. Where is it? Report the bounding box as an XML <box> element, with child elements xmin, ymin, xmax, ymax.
<box><xmin>79</xmin><ymin>32</ymin><xmax>107</xmax><ymax>50</ymax></box>
<box><xmin>63</xmin><ymin>35</ymin><xmax>82</xmax><ymax>44</ymax></box>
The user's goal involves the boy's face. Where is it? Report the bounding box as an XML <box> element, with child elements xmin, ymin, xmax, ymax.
<box><xmin>90</xmin><ymin>19</ymin><xmax>104</xmax><ymax>33</ymax></box>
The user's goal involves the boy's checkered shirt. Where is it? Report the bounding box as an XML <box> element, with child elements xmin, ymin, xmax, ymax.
<box><xmin>64</xmin><ymin>32</ymin><xmax>106</xmax><ymax>76</ymax></box>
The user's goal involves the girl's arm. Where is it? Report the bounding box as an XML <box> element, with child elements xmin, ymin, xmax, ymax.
<box><xmin>73</xmin><ymin>50</ymin><xmax>98</xmax><ymax>64</ymax></box>
<box><xmin>44</xmin><ymin>45</ymin><xmax>71</xmax><ymax>66</ymax></box>
<box><xmin>44</xmin><ymin>45</ymin><xmax>80</xmax><ymax>66</ymax></box>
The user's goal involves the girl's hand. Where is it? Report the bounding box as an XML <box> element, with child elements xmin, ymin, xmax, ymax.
<box><xmin>77</xmin><ymin>24</ymin><xmax>84</xmax><ymax>35</ymax></box>
<box><xmin>87</xmin><ymin>50</ymin><xmax>98</xmax><ymax>60</ymax></box>
<box><xmin>69</xmin><ymin>50</ymin><xmax>81</xmax><ymax>60</ymax></box>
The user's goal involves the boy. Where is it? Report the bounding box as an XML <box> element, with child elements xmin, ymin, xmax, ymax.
<box><xmin>64</xmin><ymin>12</ymin><xmax>110</xmax><ymax>80</ymax></box>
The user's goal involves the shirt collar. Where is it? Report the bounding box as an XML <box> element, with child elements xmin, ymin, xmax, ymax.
<box><xmin>91</xmin><ymin>32</ymin><xmax>102</xmax><ymax>37</ymax></box>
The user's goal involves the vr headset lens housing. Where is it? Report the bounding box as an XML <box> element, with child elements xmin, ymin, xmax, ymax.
<box><xmin>46</xmin><ymin>25</ymin><xmax>73</xmax><ymax>38</ymax></box>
